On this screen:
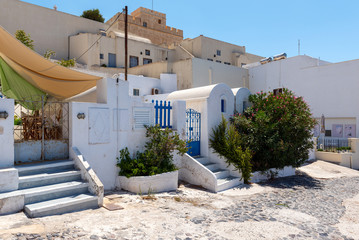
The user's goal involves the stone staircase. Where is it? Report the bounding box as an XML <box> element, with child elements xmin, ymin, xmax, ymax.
<box><xmin>194</xmin><ymin>156</ymin><xmax>242</xmax><ymax>192</ymax></box>
<box><xmin>3</xmin><ymin>160</ymin><xmax>99</xmax><ymax>218</ymax></box>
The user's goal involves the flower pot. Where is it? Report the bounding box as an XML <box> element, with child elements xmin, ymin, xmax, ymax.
<box><xmin>117</xmin><ymin>170</ymin><xmax>178</xmax><ymax>194</ymax></box>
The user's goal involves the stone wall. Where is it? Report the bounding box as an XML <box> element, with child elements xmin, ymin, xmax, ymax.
<box><xmin>108</xmin><ymin>7</ymin><xmax>183</xmax><ymax>47</ymax></box>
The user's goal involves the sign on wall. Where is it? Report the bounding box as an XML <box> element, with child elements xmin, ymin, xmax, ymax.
<box><xmin>89</xmin><ymin>108</ymin><xmax>110</xmax><ymax>144</ymax></box>
<box><xmin>344</xmin><ymin>124</ymin><xmax>356</xmax><ymax>138</ymax></box>
<box><xmin>331</xmin><ymin>124</ymin><xmax>343</xmax><ymax>138</ymax></box>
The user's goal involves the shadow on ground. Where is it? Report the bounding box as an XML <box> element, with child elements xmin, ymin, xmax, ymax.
<box><xmin>259</xmin><ymin>172</ymin><xmax>323</xmax><ymax>190</ymax></box>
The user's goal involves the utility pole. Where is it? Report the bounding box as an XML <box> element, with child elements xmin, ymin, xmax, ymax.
<box><xmin>125</xmin><ymin>6</ymin><xmax>128</xmax><ymax>81</ymax></box>
<box><xmin>298</xmin><ymin>39</ymin><xmax>301</xmax><ymax>55</ymax></box>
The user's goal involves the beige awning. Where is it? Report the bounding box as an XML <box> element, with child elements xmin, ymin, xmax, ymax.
<box><xmin>0</xmin><ymin>26</ymin><xmax>101</xmax><ymax>99</ymax></box>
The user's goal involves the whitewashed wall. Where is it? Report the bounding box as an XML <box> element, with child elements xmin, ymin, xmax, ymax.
<box><xmin>70</xmin><ymin>78</ymin><xmax>186</xmax><ymax>190</ymax></box>
<box><xmin>0</xmin><ymin>99</ymin><xmax>14</xmax><ymax>168</ymax></box>
<box><xmin>249</xmin><ymin>55</ymin><xmax>359</xmax><ymax>137</ymax></box>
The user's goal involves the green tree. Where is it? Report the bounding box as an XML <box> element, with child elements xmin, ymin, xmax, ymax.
<box><xmin>210</xmin><ymin>116</ymin><xmax>252</xmax><ymax>184</ymax></box>
<box><xmin>15</xmin><ymin>30</ymin><xmax>34</xmax><ymax>50</ymax></box>
<box><xmin>231</xmin><ymin>89</ymin><xmax>316</xmax><ymax>172</ymax></box>
<box><xmin>80</xmin><ymin>9</ymin><xmax>105</xmax><ymax>23</ymax></box>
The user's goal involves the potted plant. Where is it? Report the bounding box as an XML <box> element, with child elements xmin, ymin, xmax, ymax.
<box><xmin>116</xmin><ymin>125</ymin><xmax>187</xmax><ymax>193</ymax></box>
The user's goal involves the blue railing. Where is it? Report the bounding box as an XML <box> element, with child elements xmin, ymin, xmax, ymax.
<box><xmin>152</xmin><ymin>100</ymin><xmax>172</xmax><ymax>128</ymax></box>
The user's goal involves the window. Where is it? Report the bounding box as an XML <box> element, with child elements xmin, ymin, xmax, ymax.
<box><xmin>130</xmin><ymin>56</ymin><xmax>139</xmax><ymax>68</ymax></box>
<box><xmin>158</xmin><ymin>19</ymin><xmax>161</xmax><ymax>24</ymax></box>
<box><xmin>216</xmin><ymin>50</ymin><xmax>221</xmax><ymax>56</ymax></box>
<box><xmin>145</xmin><ymin>49</ymin><xmax>150</xmax><ymax>56</ymax></box>
<box><xmin>207</xmin><ymin>58</ymin><xmax>213</xmax><ymax>61</ymax></box>
<box><xmin>143</xmin><ymin>22</ymin><xmax>147</xmax><ymax>27</ymax></box>
<box><xmin>99</xmin><ymin>53</ymin><xmax>104</xmax><ymax>59</ymax></box>
<box><xmin>216</xmin><ymin>60</ymin><xmax>222</xmax><ymax>63</ymax></box>
<box><xmin>224</xmin><ymin>62</ymin><xmax>231</xmax><ymax>65</ymax></box>
<box><xmin>133</xmin><ymin>89</ymin><xmax>140</xmax><ymax>96</ymax></box>
<box><xmin>143</xmin><ymin>58</ymin><xmax>152</xmax><ymax>65</ymax></box>
<box><xmin>273</xmin><ymin>88</ymin><xmax>283</xmax><ymax>96</ymax></box>
<box><xmin>221</xmin><ymin>99</ymin><xmax>226</xmax><ymax>113</ymax></box>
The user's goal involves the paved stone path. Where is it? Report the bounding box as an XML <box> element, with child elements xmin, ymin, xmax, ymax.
<box><xmin>2</xmin><ymin>163</ymin><xmax>359</xmax><ymax>240</ymax></box>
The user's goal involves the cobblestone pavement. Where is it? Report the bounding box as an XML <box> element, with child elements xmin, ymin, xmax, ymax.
<box><xmin>1</xmin><ymin>163</ymin><xmax>359</xmax><ymax>240</ymax></box>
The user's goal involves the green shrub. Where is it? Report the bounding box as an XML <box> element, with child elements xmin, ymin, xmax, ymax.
<box><xmin>210</xmin><ymin>116</ymin><xmax>252</xmax><ymax>184</ymax></box>
<box><xmin>58</xmin><ymin>58</ymin><xmax>76</xmax><ymax>68</ymax></box>
<box><xmin>317</xmin><ymin>149</ymin><xmax>323</xmax><ymax>151</ymax></box>
<box><xmin>231</xmin><ymin>88</ymin><xmax>316</xmax><ymax>172</ymax></box>
<box><xmin>14</xmin><ymin>116</ymin><xmax>22</xmax><ymax>125</ymax></box>
<box><xmin>15</xmin><ymin>30</ymin><xmax>34</xmax><ymax>50</ymax></box>
<box><xmin>80</xmin><ymin>9</ymin><xmax>105</xmax><ymax>23</ymax></box>
<box><xmin>117</xmin><ymin>125</ymin><xmax>188</xmax><ymax>178</ymax></box>
<box><xmin>44</xmin><ymin>50</ymin><xmax>56</xmax><ymax>59</ymax></box>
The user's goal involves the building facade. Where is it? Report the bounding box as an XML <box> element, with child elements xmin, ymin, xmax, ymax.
<box><xmin>107</xmin><ymin>7</ymin><xmax>183</xmax><ymax>47</ymax></box>
<box><xmin>248</xmin><ymin>55</ymin><xmax>359</xmax><ymax>138</ymax></box>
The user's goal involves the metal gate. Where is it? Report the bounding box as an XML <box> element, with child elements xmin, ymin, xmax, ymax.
<box><xmin>186</xmin><ymin>108</ymin><xmax>201</xmax><ymax>156</ymax></box>
<box><xmin>14</xmin><ymin>97</ymin><xmax>69</xmax><ymax>164</ymax></box>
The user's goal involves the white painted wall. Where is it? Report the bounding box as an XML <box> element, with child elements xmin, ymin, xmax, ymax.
<box><xmin>249</xmin><ymin>55</ymin><xmax>359</xmax><ymax>137</ymax></box>
<box><xmin>0</xmin><ymin>0</ymin><xmax>107</xmax><ymax>60</ymax></box>
<box><xmin>192</xmin><ymin>58</ymin><xmax>248</xmax><ymax>89</ymax></box>
<box><xmin>0</xmin><ymin>99</ymin><xmax>14</xmax><ymax>168</ymax></box>
<box><xmin>70</xmin><ymin>77</ymin><xmax>186</xmax><ymax>190</ymax></box>
<box><xmin>167</xmin><ymin>83</ymin><xmax>234</xmax><ymax>160</ymax></box>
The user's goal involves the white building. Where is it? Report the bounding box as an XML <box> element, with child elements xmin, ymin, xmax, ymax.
<box><xmin>248</xmin><ymin>55</ymin><xmax>359</xmax><ymax>138</ymax></box>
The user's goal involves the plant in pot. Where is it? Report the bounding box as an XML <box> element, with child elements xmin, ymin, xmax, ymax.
<box><xmin>117</xmin><ymin>125</ymin><xmax>187</xmax><ymax>193</ymax></box>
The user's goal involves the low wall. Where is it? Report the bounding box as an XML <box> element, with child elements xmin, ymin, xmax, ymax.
<box><xmin>315</xmin><ymin>151</ymin><xmax>352</xmax><ymax>168</ymax></box>
<box><xmin>117</xmin><ymin>171</ymin><xmax>178</xmax><ymax>194</ymax></box>
<box><xmin>179</xmin><ymin>154</ymin><xmax>217</xmax><ymax>192</ymax></box>
<box><xmin>71</xmin><ymin>147</ymin><xmax>104</xmax><ymax>206</ymax></box>
<box><xmin>251</xmin><ymin>166</ymin><xmax>296</xmax><ymax>183</ymax></box>
<box><xmin>0</xmin><ymin>168</ymin><xmax>18</xmax><ymax>193</ymax></box>
<box><xmin>349</xmin><ymin>138</ymin><xmax>359</xmax><ymax>169</ymax></box>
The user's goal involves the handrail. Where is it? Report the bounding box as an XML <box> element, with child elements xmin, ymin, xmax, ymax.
<box><xmin>71</xmin><ymin>147</ymin><xmax>104</xmax><ymax>206</ymax></box>
<box><xmin>181</xmin><ymin>153</ymin><xmax>218</xmax><ymax>192</ymax></box>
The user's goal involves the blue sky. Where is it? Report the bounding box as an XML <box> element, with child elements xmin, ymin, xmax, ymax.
<box><xmin>22</xmin><ymin>0</ymin><xmax>359</xmax><ymax>63</ymax></box>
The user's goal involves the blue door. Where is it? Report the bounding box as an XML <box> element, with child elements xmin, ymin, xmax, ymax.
<box><xmin>186</xmin><ymin>109</ymin><xmax>201</xmax><ymax>156</ymax></box>
<box><xmin>108</xmin><ymin>53</ymin><xmax>116</xmax><ymax>68</ymax></box>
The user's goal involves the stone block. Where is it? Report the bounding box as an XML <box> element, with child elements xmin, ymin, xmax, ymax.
<box><xmin>0</xmin><ymin>168</ymin><xmax>18</xmax><ymax>193</ymax></box>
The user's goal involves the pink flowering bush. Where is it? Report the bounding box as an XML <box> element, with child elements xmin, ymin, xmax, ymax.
<box><xmin>231</xmin><ymin>89</ymin><xmax>316</xmax><ymax>172</ymax></box>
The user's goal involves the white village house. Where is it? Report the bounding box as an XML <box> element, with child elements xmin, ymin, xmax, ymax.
<box><xmin>1</xmin><ymin>0</ymin><xmax>359</xmax><ymax>220</ymax></box>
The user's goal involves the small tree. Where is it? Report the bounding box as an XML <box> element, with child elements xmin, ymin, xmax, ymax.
<box><xmin>15</xmin><ymin>30</ymin><xmax>34</xmax><ymax>50</ymax></box>
<box><xmin>231</xmin><ymin>89</ymin><xmax>316</xmax><ymax>172</ymax></box>
<box><xmin>210</xmin><ymin>116</ymin><xmax>252</xmax><ymax>184</ymax></box>
<box><xmin>80</xmin><ymin>9</ymin><xmax>105</xmax><ymax>23</ymax></box>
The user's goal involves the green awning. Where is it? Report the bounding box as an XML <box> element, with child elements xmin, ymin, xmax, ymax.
<box><xmin>0</xmin><ymin>57</ymin><xmax>46</xmax><ymax>110</ymax></box>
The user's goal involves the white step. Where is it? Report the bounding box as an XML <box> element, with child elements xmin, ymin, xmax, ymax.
<box><xmin>216</xmin><ymin>176</ymin><xmax>242</xmax><ymax>192</ymax></box>
<box><xmin>19</xmin><ymin>170</ymin><xmax>81</xmax><ymax>189</ymax></box>
<box><xmin>16</xmin><ymin>160</ymin><xmax>74</xmax><ymax>176</ymax></box>
<box><xmin>25</xmin><ymin>193</ymin><xmax>98</xmax><ymax>218</ymax></box>
<box><xmin>195</xmin><ymin>157</ymin><xmax>211</xmax><ymax>165</ymax></box>
<box><xmin>204</xmin><ymin>163</ymin><xmax>220</xmax><ymax>171</ymax></box>
<box><xmin>213</xmin><ymin>169</ymin><xmax>230</xmax><ymax>179</ymax></box>
<box><xmin>22</xmin><ymin>181</ymin><xmax>89</xmax><ymax>204</ymax></box>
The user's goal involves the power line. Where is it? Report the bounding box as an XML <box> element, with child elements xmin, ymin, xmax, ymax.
<box><xmin>76</xmin><ymin>11</ymin><xmax>124</xmax><ymax>61</ymax></box>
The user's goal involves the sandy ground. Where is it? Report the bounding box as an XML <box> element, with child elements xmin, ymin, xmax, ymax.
<box><xmin>0</xmin><ymin>160</ymin><xmax>359</xmax><ymax>240</ymax></box>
